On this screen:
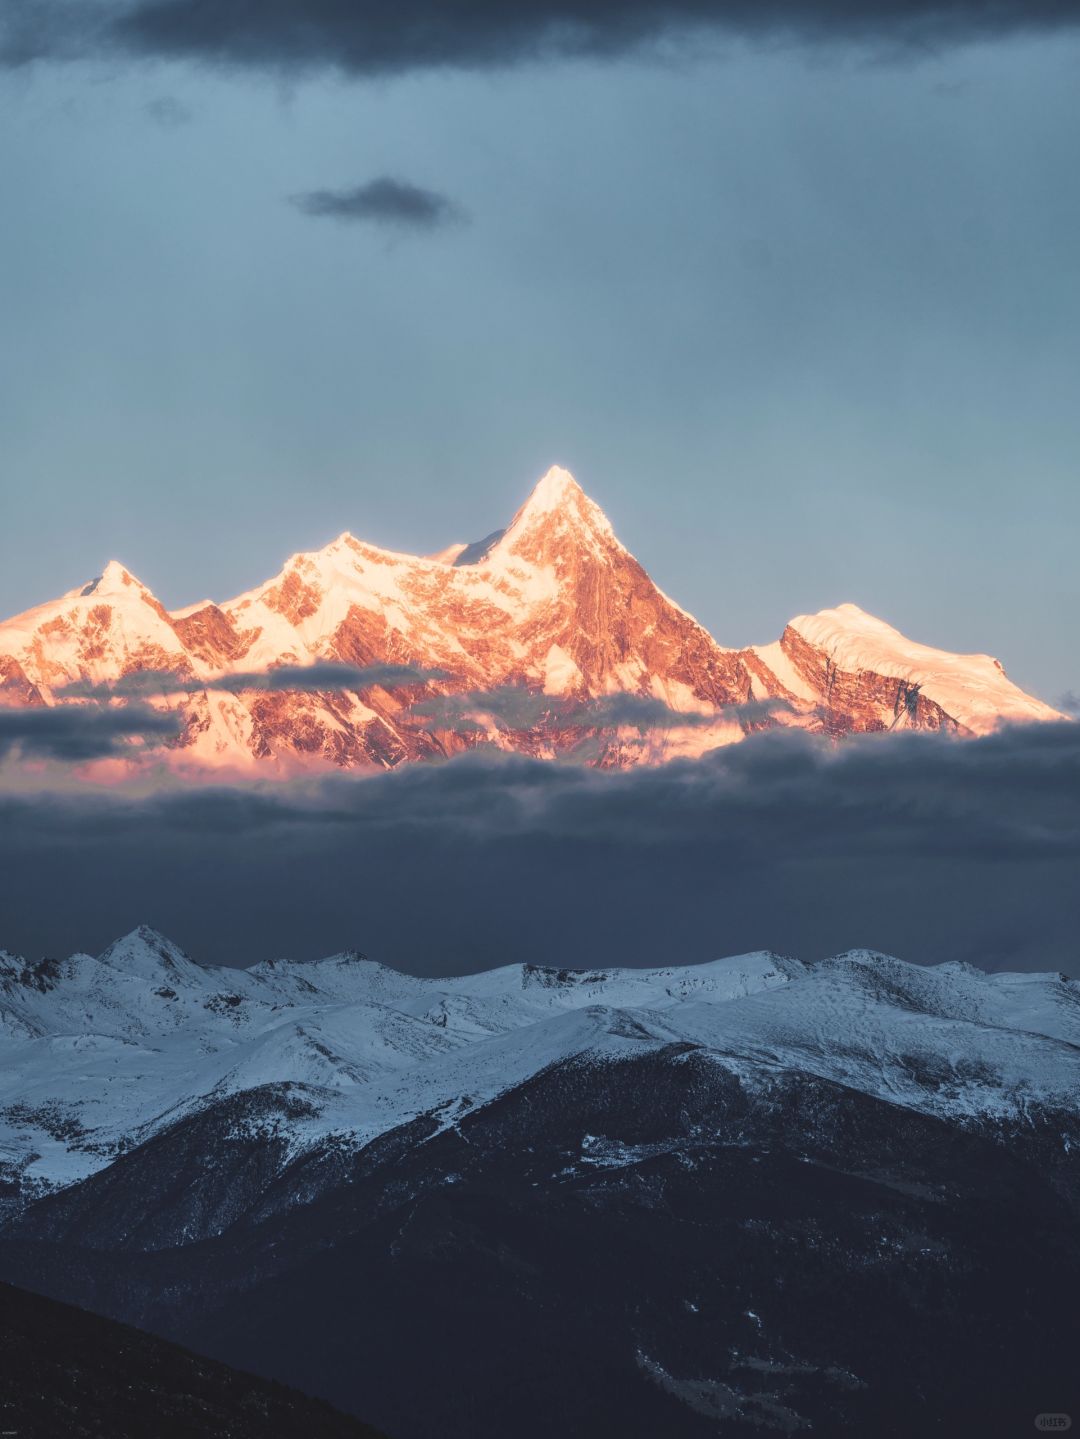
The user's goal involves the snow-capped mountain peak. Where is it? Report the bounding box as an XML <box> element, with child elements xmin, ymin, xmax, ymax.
<box><xmin>2</xmin><ymin>930</ymin><xmax>1079</xmax><ymax>1205</ymax></box>
<box><xmin>780</xmin><ymin>602</ymin><xmax>1052</xmax><ymax>733</ymax></box>
<box><xmin>76</xmin><ymin>560</ymin><xmax>145</xmax><ymax>600</ymax></box>
<box><xmin>491</xmin><ymin>464</ymin><xmax>618</xmax><ymax>565</ymax></box>
<box><xmin>0</xmin><ymin>465</ymin><xmax>1064</xmax><ymax>771</ymax></box>
<box><xmin>505</xmin><ymin>464</ymin><xmax>604</xmax><ymax>529</ymax></box>
<box><xmin>95</xmin><ymin>926</ymin><xmax>204</xmax><ymax>983</ymax></box>
<box><xmin>5</xmin><ymin>931</ymin><xmax>1077</xmax><ymax>1439</ymax></box>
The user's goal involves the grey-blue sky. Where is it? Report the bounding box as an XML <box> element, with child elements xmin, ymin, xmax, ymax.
<box><xmin>1</xmin><ymin>36</ymin><xmax>1078</xmax><ymax>702</ymax></box>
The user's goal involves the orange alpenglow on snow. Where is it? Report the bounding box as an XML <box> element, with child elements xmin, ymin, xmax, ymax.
<box><xmin>0</xmin><ymin>466</ymin><xmax>1063</xmax><ymax>774</ymax></box>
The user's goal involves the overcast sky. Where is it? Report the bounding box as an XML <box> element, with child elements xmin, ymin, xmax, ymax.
<box><xmin>1</xmin><ymin>12</ymin><xmax>1078</xmax><ymax>703</ymax></box>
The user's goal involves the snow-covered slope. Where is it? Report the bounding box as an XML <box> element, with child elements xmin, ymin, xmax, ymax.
<box><xmin>3</xmin><ymin>927</ymin><xmax>1078</xmax><ymax>1202</ymax></box>
<box><xmin>757</xmin><ymin>603</ymin><xmax>1056</xmax><ymax>734</ymax></box>
<box><xmin>0</xmin><ymin>467</ymin><xmax>1061</xmax><ymax>773</ymax></box>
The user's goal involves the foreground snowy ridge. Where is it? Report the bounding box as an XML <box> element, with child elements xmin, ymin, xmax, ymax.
<box><xmin>2</xmin><ymin>926</ymin><xmax>1078</xmax><ymax>1201</ymax></box>
<box><xmin>0</xmin><ymin>466</ymin><xmax>1062</xmax><ymax>773</ymax></box>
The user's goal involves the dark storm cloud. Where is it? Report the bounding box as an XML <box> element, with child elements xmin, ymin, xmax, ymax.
<box><xmin>4</xmin><ymin>0</ymin><xmax>1078</xmax><ymax>72</ymax></box>
<box><xmin>290</xmin><ymin>178</ymin><xmax>466</xmax><ymax>230</ymax></box>
<box><xmin>0</xmin><ymin>703</ymin><xmax>181</xmax><ymax>761</ymax></box>
<box><xmin>61</xmin><ymin>662</ymin><xmax>444</xmax><ymax>699</ymax></box>
<box><xmin>1</xmin><ymin>720</ymin><xmax>1077</xmax><ymax>976</ymax></box>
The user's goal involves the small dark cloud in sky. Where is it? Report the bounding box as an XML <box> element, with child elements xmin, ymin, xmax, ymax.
<box><xmin>2</xmin><ymin>721</ymin><xmax>1078</xmax><ymax>976</ymax></box>
<box><xmin>0</xmin><ymin>703</ymin><xmax>181</xmax><ymax>761</ymax></box>
<box><xmin>5</xmin><ymin>0</ymin><xmax>1078</xmax><ymax>73</ymax></box>
<box><xmin>290</xmin><ymin>178</ymin><xmax>466</xmax><ymax>231</ymax></box>
<box><xmin>144</xmin><ymin>94</ymin><xmax>192</xmax><ymax>126</ymax></box>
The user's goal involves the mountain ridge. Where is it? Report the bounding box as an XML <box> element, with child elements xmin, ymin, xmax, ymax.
<box><xmin>3</xmin><ymin>923</ymin><xmax>1079</xmax><ymax>1212</ymax></box>
<box><xmin>0</xmin><ymin>466</ymin><xmax>1062</xmax><ymax>773</ymax></box>
<box><xmin>2</xmin><ymin>923</ymin><xmax>1079</xmax><ymax>1437</ymax></box>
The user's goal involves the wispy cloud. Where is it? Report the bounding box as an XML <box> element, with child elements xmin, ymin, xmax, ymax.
<box><xmin>60</xmin><ymin>662</ymin><xmax>446</xmax><ymax>700</ymax></box>
<box><xmin>0</xmin><ymin>703</ymin><xmax>181</xmax><ymax>761</ymax></box>
<box><xmin>409</xmin><ymin>686</ymin><xmax>792</xmax><ymax>738</ymax></box>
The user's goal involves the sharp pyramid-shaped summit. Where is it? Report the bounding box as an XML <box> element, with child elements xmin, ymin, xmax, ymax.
<box><xmin>0</xmin><ymin>465</ymin><xmax>1063</xmax><ymax>773</ymax></box>
<box><xmin>496</xmin><ymin>465</ymin><xmax>615</xmax><ymax>555</ymax></box>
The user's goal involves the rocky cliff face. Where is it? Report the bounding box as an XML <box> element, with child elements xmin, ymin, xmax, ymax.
<box><xmin>0</xmin><ymin>467</ymin><xmax>1061</xmax><ymax>773</ymax></box>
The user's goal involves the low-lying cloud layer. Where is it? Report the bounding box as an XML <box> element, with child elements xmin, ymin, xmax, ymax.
<box><xmin>60</xmin><ymin>661</ymin><xmax>444</xmax><ymax>699</ymax></box>
<box><xmin>410</xmin><ymin>687</ymin><xmax>788</xmax><ymax>734</ymax></box>
<box><xmin>48</xmin><ymin>676</ymin><xmax>776</xmax><ymax>748</ymax></box>
<box><xmin>0</xmin><ymin>703</ymin><xmax>182</xmax><ymax>761</ymax></box>
<box><xmin>4</xmin><ymin>0</ymin><xmax>1078</xmax><ymax>73</ymax></box>
<box><xmin>2</xmin><ymin>720</ymin><xmax>1077</xmax><ymax>976</ymax></box>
